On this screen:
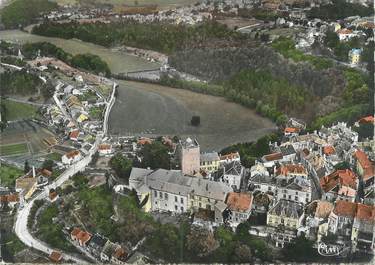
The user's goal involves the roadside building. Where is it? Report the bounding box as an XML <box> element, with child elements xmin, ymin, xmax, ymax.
<box><xmin>62</xmin><ymin>150</ymin><xmax>82</xmax><ymax>164</ymax></box>
<box><xmin>320</xmin><ymin>169</ymin><xmax>358</xmax><ymax>202</ymax></box>
<box><xmin>70</xmin><ymin>227</ymin><xmax>92</xmax><ymax>247</ymax></box>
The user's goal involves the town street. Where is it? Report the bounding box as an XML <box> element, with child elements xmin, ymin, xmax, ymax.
<box><xmin>13</xmin><ymin>82</ymin><xmax>116</xmax><ymax>263</ymax></box>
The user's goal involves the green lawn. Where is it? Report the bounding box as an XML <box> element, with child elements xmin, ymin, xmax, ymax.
<box><xmin>3</xmin><ymin>100</ymin><xmax>39</xmax><ymax>121</ymax></box>
<box><xmin>46</xmin><ymin>152</ymin><xmax>62</xmax><ymax>161</ymax></box>
<box><xmin>0</xmin><ymin>164</ymin><xmax>23</xmax><ymax>187</ymax></box>
<box><xmin>0</xmin><ymin>143</ymin><xmax>29</xmax><ymax>156</ymax></box>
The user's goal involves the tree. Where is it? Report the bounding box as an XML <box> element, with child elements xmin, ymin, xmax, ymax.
<box><xmin>282</xmin><ymin>235</ymin><xmax>316</xmax><ymax>262</ymax></box>
<box><xmin>186</xmin><ymin>227</ymin><xmax>218</xmax><ymax>257</ymax></box>
<box><xmin>42</xmin><ymin>159</ymin><xmax>54</xmax><ymax>171</ymax></box>
<box><xmin>109</xmin><ymin>153</ymin><xmax>133</xmax><ymax>183</ymax></box>
<box><xmin>191</xmin><ymin>115</ymin><xmax>200</xmax><ymax>126</ymax></box>
<box><xmin>139</xmin><ymin>141</ymin><xmax>170</xmax><ymax>169</ymax></box>
<box><xmin>24</xmin><ymin>160</ymin><xmax>30</xmax><ymax>174</ymax></box>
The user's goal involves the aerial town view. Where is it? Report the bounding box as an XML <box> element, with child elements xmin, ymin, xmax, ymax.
<box><xmin>0</xmin><ymin>0</ymin><xmax>374</xmax><ymax>264</ymax></box>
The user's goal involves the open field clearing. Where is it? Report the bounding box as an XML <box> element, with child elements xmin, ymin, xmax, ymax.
<box><xmin>3</xmin><ymin>99</ymin><xmax>40</xmax><ymax>121</ymax></box>
<box><xmin>0</xmin><ymin>143</ymin><xmax>29</xmax><ymax>156</ymax></box>
<box><xmin>0</xmin><ymin>120</ymin><xmax>55</xmax><ymax>155</ymax></box>
<box><xmin>109</xmin><ymin>80</ymin><xmax>277</xmax><ymax>151</ymax></box>
<box><xmin>0</xmin><ymin>163</ymin><xmax>23</xmax><ymax>187</ymax></box>
<box><xmin>0</xmin><ymin>30</ymin><xmax>159</xmax><ymax>73</ymax></box>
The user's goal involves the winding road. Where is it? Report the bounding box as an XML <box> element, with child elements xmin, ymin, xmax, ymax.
<box><xmin>13</xmin><ymin>82</ymin><xmax>117</xmax><ymax>263</ymax></box>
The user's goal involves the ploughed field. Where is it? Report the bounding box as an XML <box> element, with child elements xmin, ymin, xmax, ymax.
<box><xmin>109</xmin><ymin>81</ymin><xmax>277</xmax><ymax>151</ymax></box>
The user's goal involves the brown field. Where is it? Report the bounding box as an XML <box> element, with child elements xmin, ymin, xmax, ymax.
<box><xmin>109</xmin><ymin>80</ymin><xmax>277</xmax><ymax>151</ymax></box>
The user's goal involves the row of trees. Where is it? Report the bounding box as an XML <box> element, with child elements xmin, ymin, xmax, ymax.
<box><xmin>31</xmin><ymin>20</ymin><xmax>245</xmax><ymax>54</ymax></box>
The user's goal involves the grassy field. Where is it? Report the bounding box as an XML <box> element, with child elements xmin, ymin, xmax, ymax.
<box><xmin>0</xmin><ymin>143</ymin><xmax>29</xmax><ymax>156</ymax></box>
<box><xmin>46</xmin><ymin>152</ymin><xmax>62</xmax><ymax>161</ymax></box>
<box><xmin>3</xmin><ymin>100</ymin><xmax>39</xmax><ymax>121</ymax></box>
<box><xmin>0</xmin><ymin>163</ymin><xmax>23</xmax><ymax>187</ymax></box>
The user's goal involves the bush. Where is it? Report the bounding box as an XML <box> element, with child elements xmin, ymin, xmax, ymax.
<box><xmin>191</xmin><ymin>116</ymin><xmax>200</xmax><ymax>126</ymax></box>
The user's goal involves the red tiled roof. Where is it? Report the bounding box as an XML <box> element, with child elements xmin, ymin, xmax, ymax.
<box><xmin>264</xmin><ymin>152</ymin><xmax>283</xmax><ymax>162</ymax></box>
<box><xmin>49</xmin><ymin>251</ymin><xmax>62</xmax><ymax>263</ymax></box>
<box><xmin>323</xmin><ymin>146</ymin><xmax>335</xmax><ymax>156</ymax></box>
<box><xmin>0</xmin><ymin>193</ymin><xmax>19</xmax><ymax>203</ymax></box>
<box><xmin>277</xmin><ymin>164</ymin><xmax>306</xmax><ymax>176</ymax></box>
<box><xmin>69</xmin><ymin>130</ymin><xmax>79</xmax><ymax>139</ymax></box>
<box><xmin>137</xmin><ymin>137</ymin><xmax>152</xmax><ymax>145</ymax></box>
<box><xmin>284</xmin><ymin>127</ymin><xmax>299</xmax><ymax>133</ymax></box>
<box><xmin>320</xmin><ymin>169</ymin><xmax>358</xmax><ymax>193</ymax></box>
<box><xmin>71</xmin><ymin>227</ymin><xmax>80</xmax><ymax>237</ymax></box>
<box><xmin>113</xmin><ymin>247</ymin><xmax>128</xmax><ymax>259</ymax></box>
<box><xmin>220</xmin><ymin>152</ymin><xmax>240</xmax><ymax>160</ymax></box>
<box><xmin>358</xmin><ymin>115</ymin><xmax>374</xmax><ymax>124</ymax></box>
<box><xmin>71</xmin><ymin>227</ymin><xmax>91</xmax><ymax>244</ymax></box>
<box><xmin>356</xmin><ymin>204</ymin><xmax>375</xmax><ymax>223</ymax></box>
<box><xmin>65</xmin><ymin>150</ymin><xmax>80</xmax><ymax>159</ymax></box>
<box><xmin>333</xmin><ymin>200</ymin><xmax>357</xmax><ymax>218</ymax></box>
<box><xmin>226</xmin><ymin>192</ymin><xmax>253</xmax><ymax>212</ymax></box>
<box><xmin>337</xmin><ymin>28</ymin><xmax>353</xmax><ymax>34</ymax></box>
<box><xmin>354</xmin><ymin>149</ymin><xmax>375</xmax><ymax>181</ymax></box>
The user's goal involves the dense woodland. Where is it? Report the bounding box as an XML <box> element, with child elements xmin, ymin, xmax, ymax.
<box><xmin>31</xmin><ymin>21</ymin><xmax>246</xmax><ymax>54</ymax></box>
<box><xmin>0</xmin><ymin>0</ymin><xmax>57</xmax><ymax>29</ymax></box>
<box><xmin>307</xmin><ymin>0</ymin><xmax>374</xmax><ymax>20</ymax></box>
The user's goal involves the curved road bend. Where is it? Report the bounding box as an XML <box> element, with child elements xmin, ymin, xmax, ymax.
<box><xmin>14</xmin><ymin>83</ymin><xmax>117</xmax><ymax>263</ymax></box>
<box><xmin>14</xmin><ymin>83</ymin><xmax>117</xmax><ymax>262</ymax></box>
<box><xmin>14</xmin><ymin>138</ymin><xmax>100</xmax><ymax>263</ymax></box>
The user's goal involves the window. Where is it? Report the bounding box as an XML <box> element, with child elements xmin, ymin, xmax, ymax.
<box><xmin>159</xmin><ymin>191</ymin><xmax>163</xmax><ymax>197</ymax></box>
<box><xmin>199</xmin><ymin>202</ymin><xmax>202</xmax><ymax>208</ymax></box>
<box><xmin>175</xmin><ymin>196</ymin><xmax>177</xmax><ymax>202</ymax></box>
<box><xmin>268</xmin><ymin>186</ymin><xmax>271</xmax><ymax>191</ymax></box>
<box><xmin>283</xmin><ymin>194</ymin><xmax>286</xmax><ymax>198</ymax></box>
<box><xmin>305</xmin><ymin>197</ymin><xmax>309</xmax><ymax>202</ymax></box>
<box><xmin>165</xmin><ymin>193</ymin><xmax>168</xmax><ymax>200</ymax></box>
<box><xmin>288</xmin><ymin>195</ymin><xmax>291</xmax><ymax>199</ymax></box>
<box><xmin>295</xmin><ymin>196</ymin><xmax>298</xmax><ymax>201</ymax></box>
<box><xmin>154</xmin><ymin>191</ymin><xmax>157</xmax><ymax>197</ymax></box>
<box><xmin>180</xmin><ymin>198</ymin><xmax>184</xmax><ymax>203</ymax></box>
<box><xmin>175</xmin><ymin>205</ymin><xmax>178</xmax><ymax>211</ymax></box>
<box><xmin>181</xmin><ymin>207</ymin><xmax>184</xmax><ymax>211</ymax></box>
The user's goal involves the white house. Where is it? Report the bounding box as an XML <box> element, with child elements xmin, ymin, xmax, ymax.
<box><xmin>62</xmin><ymin>150</ymin><xmax>82</xmax><ymax>165</ymax></box>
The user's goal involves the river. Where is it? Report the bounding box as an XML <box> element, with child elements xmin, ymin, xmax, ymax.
<box><xmin>0</xmin><ymin>30</ymin><xmax>276</xmax><ymax>151</ymax></box>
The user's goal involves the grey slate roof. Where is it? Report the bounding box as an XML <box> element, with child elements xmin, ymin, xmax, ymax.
<box><xmin>268</xmin><ymin>199</ymin><xmax>303</xmax><ymax>219</ymax></box>
<box><xmin>200</xmin><ymin>152</ymin><xmax>220</xmax><ymax>162</ymax></box>
<box><xmin>130</xmin><ymin>168</ymin><xmax>232</xmax><ymax>201</ymax></box>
